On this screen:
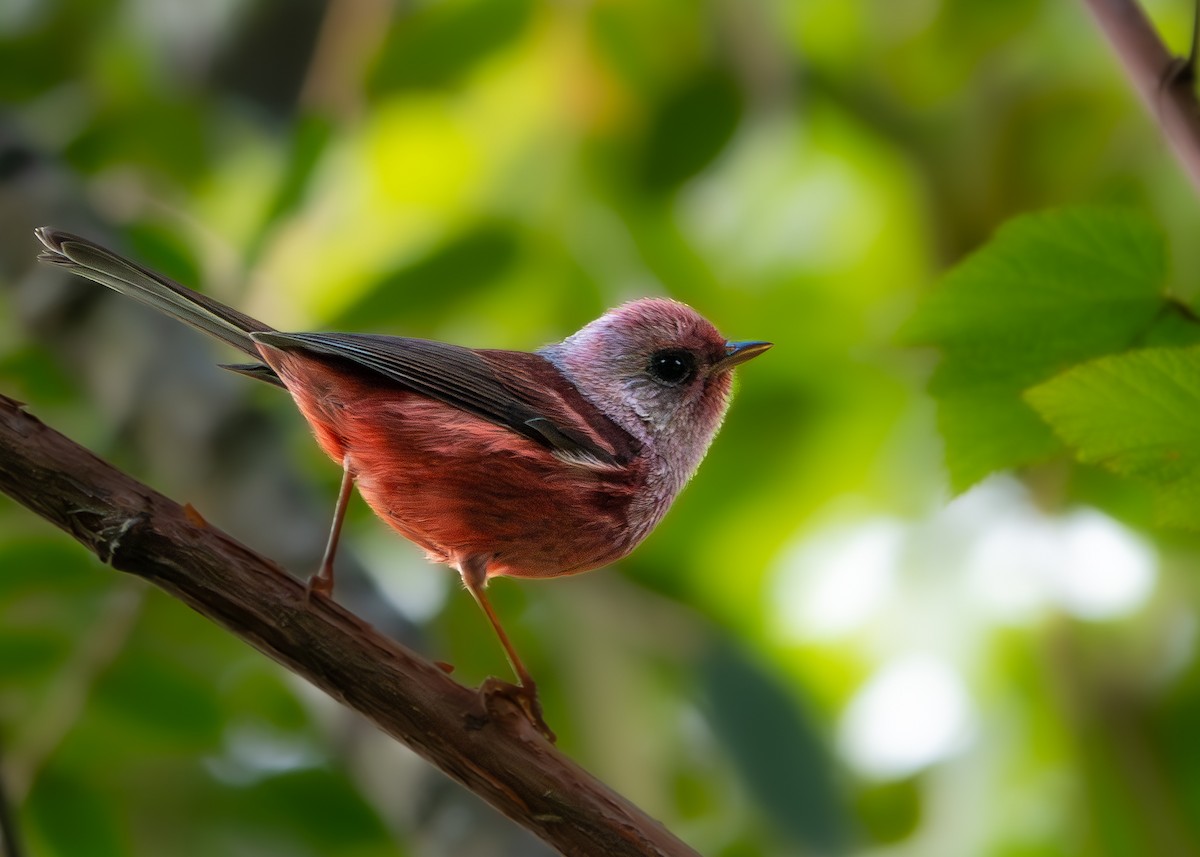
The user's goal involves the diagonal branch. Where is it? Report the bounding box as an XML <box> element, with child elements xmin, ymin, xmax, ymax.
<box><xmin>0</xmin><ymin>392</ymin><xmax>698</xmax><ymax>857</ymax></box>
<box><xmin>1082</xmin><ymin>0</ymin><xmax>1200</xmax><ymax>192</ymax></box>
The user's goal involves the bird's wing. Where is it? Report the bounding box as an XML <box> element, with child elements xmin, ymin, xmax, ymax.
<box><xmin>251</xmin><ymin>331</ymin><xmax>639</xmax><ymax>470</ymax></box>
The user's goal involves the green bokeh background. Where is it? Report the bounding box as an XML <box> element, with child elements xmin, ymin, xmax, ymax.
<box><xmin>2</xmin><ymin>1</ymin><xmax>1200</xmax><ymax>855</ymax></box>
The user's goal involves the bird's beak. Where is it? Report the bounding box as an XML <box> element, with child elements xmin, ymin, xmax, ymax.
<box><xmin>713</xmin><ymin>340</ymin><xmax>773</xmax><ymax>373</ymax></box>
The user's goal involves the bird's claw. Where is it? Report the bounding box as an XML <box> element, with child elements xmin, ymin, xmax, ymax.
<box><xmin>304</xmin><ymin>571</ymin><xmax>334</xmax><ymax>602</ymax></box>
<box><xmin>478</xmin><ymin>677</ymin><xmax>557</xmax><ymax>743</ymax></box>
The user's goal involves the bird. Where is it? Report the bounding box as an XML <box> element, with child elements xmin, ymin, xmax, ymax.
<box><xmin>35</xmin><ymin>227</ymin><xmax>770</xmax><ymax>738</ymax></box>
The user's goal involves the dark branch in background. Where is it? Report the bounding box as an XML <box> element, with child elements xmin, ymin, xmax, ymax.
<box><xmin>1082</xmin><ymin>0</ymin><xmax>1200</xmax><ymax>192</ymax></box>
<box><xmin>1185</xmin><ymin>0</ymin><xmax>1200</xmax><ymax>82</ymax></box>
<box><xmin>0</xmin><ymin>393</ymin><xmax>699</xmax><ymax>857</ymax></box>
<box><xmin>0</xmin><ymin>740</ymin><xmax>23</xmax><ymax>857</ymax></box>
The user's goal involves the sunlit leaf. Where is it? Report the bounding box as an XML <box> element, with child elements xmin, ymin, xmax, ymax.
<box><xmin>903</xmin><ymin>207</ymin><xmax>1198</xmax><ymax>490</ymax></box>
<box><xmin>1027</xmin><ymin>346</ymin><xmax>1200</xmax><ymax>527</ymax></box>
<box><xmin>246</xmin><ymin>113</ymin><xmax>335</xmax><ymax>265</ymax></box>
<box><xmin>332</xmin><ymin>219</ymin><xmax>520</xmax><ymax>331</ymax></box>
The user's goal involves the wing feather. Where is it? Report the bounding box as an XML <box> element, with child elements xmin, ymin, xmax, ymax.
<box><xmin>252</xmin><ymin>331</ymin><xmax>637</xmax><ymax>469</ymax></box>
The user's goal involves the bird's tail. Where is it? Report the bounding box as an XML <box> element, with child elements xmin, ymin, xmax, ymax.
<box><xmin>35</xmin><ymin>227</ymin><xmax>272</xmax><ymax>360</ymax></box>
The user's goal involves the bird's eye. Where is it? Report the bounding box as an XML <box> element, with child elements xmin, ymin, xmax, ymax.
<box><xmin>647</xmin><ymin>349</ymin><xmax>696</xmax><ymax>386</ymax></box>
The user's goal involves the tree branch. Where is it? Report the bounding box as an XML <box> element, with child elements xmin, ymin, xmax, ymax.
<box><xmin>1082</xmin><ymin>0</ymin><xmax>1200</xmax><ymax>193</ymax></box>
<box><xmin>0</xmin><ymin>392</ymin><xmax>698</xmax><ymax>857</ymax></box>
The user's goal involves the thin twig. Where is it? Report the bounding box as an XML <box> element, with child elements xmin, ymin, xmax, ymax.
<box><xmin>1082</xmin><ymin>0</ymin><xmax>1200</xmax><ymax>192</ymax></box>
<box><xmin>300</xmin><ymin>0</ymin><xmax>392</xmax><ymax>118</ymax></box>
<box><xmin>0</xmin><ymin>393</ymin><xmax>699</xmax><ymax>857</ymax></box>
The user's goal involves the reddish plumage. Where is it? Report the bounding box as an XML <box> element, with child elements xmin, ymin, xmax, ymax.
<box><xmin>260</xmin><ymin>346</ymin><xmax>648</xmax><ymax>579</ymax></box>
<box><xmin>34</xmin><ymin>227</ymin><xmax>770</xmax><ymax>738</ymax></box>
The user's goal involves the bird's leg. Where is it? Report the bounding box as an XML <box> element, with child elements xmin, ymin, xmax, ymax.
<box><xmin>462</xmin><ymin>559</ymin><xmax>534</xmax><ymax>686</ymax></box>
<box><xmin>308</xmin><ymin>456</ymin><xmax>353</xmax><ymax>598</ymax></box>
<box><xmin>460</xmin><ymin>557</ymin><xmax>555</xmax><ymax>742</ymax></box>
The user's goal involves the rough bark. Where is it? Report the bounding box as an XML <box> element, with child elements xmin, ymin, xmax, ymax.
<box><xmin>0</xmin><ymin>393</ymin><xmax>699</xmax><ymax>857</ymax></box>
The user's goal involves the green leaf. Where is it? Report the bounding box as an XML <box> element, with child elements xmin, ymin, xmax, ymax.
<box><xmin>367</xmin><ymin>0</ymin><xmax>534</xmax><ymax>94</ymax></box>
<box><xmin>92</xmin><ymin>647</ymin><xmax>225</xmax><ymax>750</ymax></box>
<box><xmin>638</xmin><ymin>65</ymin><xmax>742</xmax><ymax>191</ymax></box>
<box><xmin>0</xmin><ymin>628</ymin><xmax>72</xmax><ymax>680</ymax></box>
<box><xmin>331</xmin><ymin>219</ymin><xmax>520</xmax><ymax>332</ymax></box>
<box><xmin>124</xmin><ymin>221</ymin><xmax>203</xmax><ymax>289</ymax></box>
<box><xmin>1027</xmin><ymin>346</ymin><xmax>1200</xmax><ymax>528</ymax></box>
<box><xmin>701</xmin><ymin>640</ymin><xmax>851</xmax><ymax>853</ymax></box>
<box><xmin>903</xmin><ymin>207</ymin><xmax>1196</xmax><ymax>491</ymax></box>
<box><xmin>245</xmin><ymin>112</ymin><xmax>336</xmax><ymax>265</ymax></box>
<box><xmin>28</xmin><ymin>767</ymin><xmax>128</xmax><ymax>857</ymax></box>
<box><xmin>222</xmin><ymin>769</ymin><xmax>395</xmax><ymax>852</ymax></box>
<box><xmin>0</xmin><ymin>535</ymin><xmax>107</xmax><ymax>599</ymax></box>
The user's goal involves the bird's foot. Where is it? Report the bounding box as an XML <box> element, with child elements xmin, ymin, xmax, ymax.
<box><xmin>304</xmin><ymin>569</ymin><xmax>334</xmax><ymax>602</ymax></box>
<box><xmin>478</xmin><ymin>677</ymin><xmax>557</xmax><ymax>743</ymax></box>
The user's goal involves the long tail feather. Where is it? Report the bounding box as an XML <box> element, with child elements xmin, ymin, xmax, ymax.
<box><xmin>35</xmin><ymin>228</ymin><xmax>272</xmax><ymax>360</ymax></box>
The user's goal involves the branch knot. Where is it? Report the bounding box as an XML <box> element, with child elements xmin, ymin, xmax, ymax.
<box><xmin>97</xmin><ymin>512</ymin><xmax>148</xmax><ymax>565</ymax></box>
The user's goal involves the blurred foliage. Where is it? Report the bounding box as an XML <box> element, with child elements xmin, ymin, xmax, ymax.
<box><xmin>3</xmin><ymin>0</ymin><xmax>1200</xmax><ymax>856</ymax></box>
